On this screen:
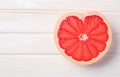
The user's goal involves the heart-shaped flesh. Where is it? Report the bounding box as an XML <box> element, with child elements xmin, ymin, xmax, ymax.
<box><xmin>54</xmin><ymin>12</ymin><xmax>112</xmax><ymax>65</ymax></box>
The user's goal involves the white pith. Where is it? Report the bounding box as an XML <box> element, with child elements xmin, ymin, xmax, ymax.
<box><xmin>79</xmin><ymin>33</ymin><xmax>88</xmax><ymax>41</ymax></box>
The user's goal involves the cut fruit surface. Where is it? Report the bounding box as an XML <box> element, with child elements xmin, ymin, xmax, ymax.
<box><xmin>54</xmin><ymin>12</ymin><xmax>112</xmax><ymax>65</ymax></box>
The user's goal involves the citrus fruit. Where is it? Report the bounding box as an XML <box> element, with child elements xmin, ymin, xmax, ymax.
<box><xmin>54</xmin><ymin>11</ymin><xmax>112</xmax><ymax>65</ymax></box>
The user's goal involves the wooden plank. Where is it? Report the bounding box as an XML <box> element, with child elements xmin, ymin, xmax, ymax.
<box><xmin>0</xmin><ymin>55</ymin><xmax>119</xmax><ymax>77</ymax></box>
<box><xmin>0</xmin><ymin>34</ymin><xmax>118</xmax><ymax>55</ymax></box>
<box><xmin>0</xmin><ymin>0</ymin><xmax>119</xmax><ymax>12</ymax></box>
<box><xmin>0</xmin><ymin>13</ymin><xmax>119</xmax><ymax>33</ymax></box>
<box><xmin>0</xmin><ymin>34</ymin><xmax>57</xmax><ymax>54</ymax></box>
<box><xmin>0</xmin><ymin>13</ymin><xmax>59</xmax><ymax>33</ymax></box>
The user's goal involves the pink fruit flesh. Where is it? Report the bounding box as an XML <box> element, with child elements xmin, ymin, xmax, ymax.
<box><xmin>57</xmin><ymin>15</ymin><xmax>108</xmax><ymax>61</ymax></box>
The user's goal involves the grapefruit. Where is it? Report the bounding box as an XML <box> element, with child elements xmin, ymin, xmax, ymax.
<box><xmin>54</xmin><ymin>11</ymin><xmax>112</xmax><ymax>65</ymax></box>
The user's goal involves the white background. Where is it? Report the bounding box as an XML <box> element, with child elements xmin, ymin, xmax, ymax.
<box><xmin>0</xmin><ymin>0</ymin><xmax>119</xmax><ymax>77</ymax></box>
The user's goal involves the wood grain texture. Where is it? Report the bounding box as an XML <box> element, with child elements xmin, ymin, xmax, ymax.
<box><xmin>0</xmin><ymin>55</ymin><xmax>119</xmax><ymax>77</ymax></box>
<box><xmin>0</xmin><ymin>34</ymin><xmax>57</xmax><ymax>54</ymax></box>
<box><xmin>0</xmin><ymin>0</ymin><xmax>119</xmax><ymax>12</ymax></box>
<box><xmin>0</xmin><ymin>13</ymin><xmax>119</xmax><ymax>33</ymax></box>
<box><xmin>0</xmin><ymin>34</ymin><xmax>118</xmax><ymax>56</ymax></box>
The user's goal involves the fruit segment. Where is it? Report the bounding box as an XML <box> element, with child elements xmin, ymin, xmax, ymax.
<box><xmin>87</xmin><ymin>42</ymin><xmax>99</xmax><ymax>58</ymax></box>
<box><xmin>84</xmin><ymin>15</ymin><xmax>103</xmax><ymax>33</ymax></box>
<box><xmin>89</xmin><ymin>23</ymin><xmax>108</xmax><ymax>35</ymax></box>
<box><xmin>91</xmin><ymin>33</ymin><xmax>108</xmax><ymax>42</ymax></box>
<box><xmin>67</xmin><ymin>16</ymin><xmax>84</xmax><ymax>33</ymax></box>
<box><xmin>72</xmin><ymin>42</ymin><xmax>83</xmax><ymax>61</ymax></box>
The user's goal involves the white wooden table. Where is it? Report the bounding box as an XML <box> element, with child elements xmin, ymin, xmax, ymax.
<box><xmin>0</xmin><ymin>0</ymin><xmax>119</xmax><ymax>77</ymax></box>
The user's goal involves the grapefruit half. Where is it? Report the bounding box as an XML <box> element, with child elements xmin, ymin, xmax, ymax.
<box><xmin>54</xmin><ymin>11</ymin><xmax>112</xmax><ymax>65</ymax></box>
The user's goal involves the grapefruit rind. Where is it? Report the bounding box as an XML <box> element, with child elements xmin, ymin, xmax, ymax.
<box><xmin>54</xmin><ymin>11</ymin><xmax>112</xmax><ymax>65</ymax></box>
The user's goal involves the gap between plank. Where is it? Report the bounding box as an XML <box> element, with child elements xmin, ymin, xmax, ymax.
<box><xmin>0</xmin><ymin>54</ymin><xmax>116</xmax><ymax>57</ymax></box>
<box><xmin>0</xmin><ymin>9</ymin><xmax>119</xmax><ymax>14</ymax></box>
<box><xmin>0</xmin><ymin>32</ymin><xmax>118</xmax><ymax>34</ymax></box>
<box><xmin>0</xmin><ymin>53</ymin><xmax>60</xmax><ymax>55</ymax></box>
<box><xmin>0</xmin><ymin>32</ymin><xmax>53</xmax><ymax>34</ymax></box>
